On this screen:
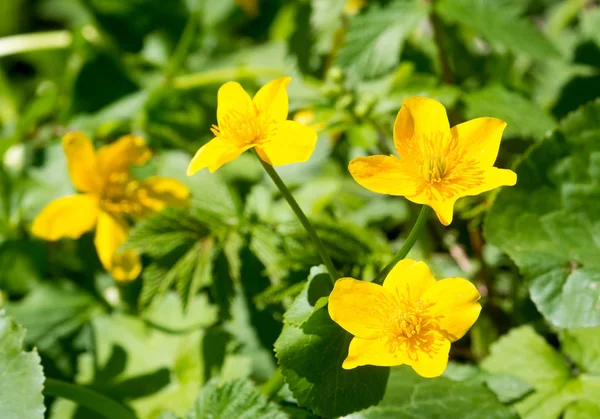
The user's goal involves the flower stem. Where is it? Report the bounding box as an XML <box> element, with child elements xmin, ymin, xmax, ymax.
<box><xmin>0</xmin><ymin>30</ymin><xmax>72</xmax><ymax>57</ymax></box>
<box><xmin>430</xmin><ymin>8</ymin><xmax>453</xmax><ymax>85</ymax></box>
<box><xmin>255</xmin><ymin>152</ymin><xmax>338</xmax><ymax>284</ymax></box>
<box><xmin>43</xmin><ymin>378</ymin><xmax>137</xmax><ymax>419</ymax></box>
<box><xmin>261</xmin><ymin>368</ymin><xmax>285</xmax><ymax>399</ymax></box>
<box><xmin>173</xmin><ymin>67</ymin><xmax>284</xmax><ymax>89</ymax></box>
<box><xmin>164</xmin><ymin>15</ymin><xmax>196</xmax><ymax>82</ymax></box>
<box><xmin>373</xmin><ymin>205</ymin><xmax>431</xmax><ymax>284</ymax></box>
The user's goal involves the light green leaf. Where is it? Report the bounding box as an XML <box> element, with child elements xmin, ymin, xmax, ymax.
<box><xmin>463</xmin><ymin>85</ymin><xmax>556</xmax><ymax>138</ymax></box>
<box><xmin>184</xmin><ymin>379</ymin><xmax>287</xmax><ymax>419</ymax></box>
<box><xmin>335</xmin><ymin>0</ymin><xmax>428</xmax><ymax>79</ymax></box>
<box><xmin>482</xmin><ymin>325</ymin><xmax>600</xmax><ymax>419</ymax></box>
<box><xmin>560</xmin><ymin>326</ymin><xmax>600</xmax><ymax>374</ymax></box>
<box><xmin>275</xmin><ymin>308</ymin><xmax>389</xmax><ymax>418</ymax></box>
<box><xmin>5</xmin><ymin>283</ymin><xmax>103</xmax><ymax>351</ymax></box>
<box><xmin>143</xmin><ymin>292</ymin><xmax>218</xmax><ymax>333</ymax></box>
<box><xmin>436</xmin><ymin>0</ymin><xmax>559</xmax><ymax>59</ymax></box>
<box><xmin>0</xmin><ymin>310</ymin><xmax>45</xmax><ymax>419</ymax></box>
<box><xmin>67</xmin><ymin>313</ymin><xmax>205</xmax><ymax>419</ymax></box>
<box><xmin>485</xmin><ymin>100</ymin><xmax>600</xmax><ymax>327</ymax></box>
<box><xmin>347</xmin><ymin>366</ymin><xmax>516</xmax><ymax>419</ymax></box>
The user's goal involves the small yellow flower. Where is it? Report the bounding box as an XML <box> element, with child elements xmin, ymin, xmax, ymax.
<box><xmin>32</xmin><ymin>133</ymin><xmax>190</xmax><ymax>282</ymax></box>
<box><xmin>349</xmin><ymin>97</ymin><xmax>517</xmax><ymax>225</ymax></box>
<box><xmin>328</xmin><ymin>259</ymin><xmax>481</xmax><ymax>378</ymax></box>
<box><xmin>344</xmin><ymin>0</ymin><xmax>366</xmax><ymax>16</ymax></box>
<box><xmin>186</xmin><ymin>77</ymin><xmax>318</xmax><ymax>175</ymax></box>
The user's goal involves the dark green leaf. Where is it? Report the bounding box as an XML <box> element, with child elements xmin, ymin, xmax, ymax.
<box><xmin>275</xmin><ymin>308</ymin><xmax>389</xmax><ymax>418</ymax></box>
<box><xmin>347</xmin><ymin>366</ymin><xmax>516</xmax><ymax>419</ymax></box>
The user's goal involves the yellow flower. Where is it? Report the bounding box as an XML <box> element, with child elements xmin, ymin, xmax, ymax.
<box><xmin>186</xmin><ymin>77</ymin><xmax>318</xmax><ymax>175</ymax></box>
<box><xmin>32</xmin><ymin>133</ymin><xmax>190</xmax><ymax>282</ymax></box>
<box><xmin>344</xmin><ymin>0</ymin><xmax>366</xmax><ymax>16</ymax></box>
<box><xmin>349</xmin><ymin>97</ymin><xmax>517</xmax><ymax>225</ymax></box>
<box><xmin>328</xmin><ymin>259</ymin><xmax>481</xmax><ymax>378</ymax></box>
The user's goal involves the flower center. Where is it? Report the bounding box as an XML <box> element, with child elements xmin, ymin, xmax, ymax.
<box><xmin>212</xmin><ymin>108</ymin><xmax>272</xmax><ymax>146</ymax></box>
<box><xmin>99</xmin><ymin>172</ymin><xmax>145</xmax><ymax>217</ymax></box>
<box><xmin>421</xmin><ymin>158</ymin><xmax>447</xmax><ymax>183</ymax></box>
<box><xmin>385</xmin><ymin>299</ymin><xmax>441</xmax><ymax>361</ymax></box>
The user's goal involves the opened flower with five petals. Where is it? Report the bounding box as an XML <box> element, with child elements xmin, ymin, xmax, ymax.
<box><xmin>32</xmin><ymin>133</ymin><xmax>190</xmax><ymax>282</ymax></box>
<box><xmin>186</xmin><ymin>77</ymin><xmax>318</xmax><ymax>175</ymax></box>
<box><xmin>328</xmin><ymin>258</ymin><xmax>481</xmax><ymax>378</ymax></box>
<box><xmin>349</xmin><ymin>97</ymin><xmax>517</xmax><ymax>225</ymax></box>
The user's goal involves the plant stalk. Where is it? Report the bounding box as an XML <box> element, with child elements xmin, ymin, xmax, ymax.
<box><xmin>44</xmin><ymin>378</ymin><xmax>137</xmax><ymax>419</ymax></box>
<box><xmin>255</xmin><ymin>152</ymin><xmax>339</xmax><ymax>284</ymax></box>
<box><xmin>261</xmin><ymin>368</ymin><xmax>285</xmax><ymax>399</ymax></box>
<box><xmin>373</xmin><ymin>205</ymin><xmax>431</xmax><ymax>284</ymax></box>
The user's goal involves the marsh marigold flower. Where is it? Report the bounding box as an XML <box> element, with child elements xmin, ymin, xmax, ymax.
<box><xmin>32</xmin><ymin>133</ymin><xmax>189</xmax><ymax>282</ymax></box>
<box><xmin>186</xmin><ymin>77</ymin><xmax>318</xmax><ymax>175</ymax></box>
<box><xmin>328</xmin><ymin>259</ymin><xmax>481</xmax><ymax>377</ymax></box>
<box><xmin>349</xmin><ymin>97</ymin><xmax>517</xmax><ymax>225</ymax></box>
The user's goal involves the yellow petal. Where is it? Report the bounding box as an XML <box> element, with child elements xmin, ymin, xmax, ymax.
<box><xmin>217</xmin><ymin>81</ymin><xmax>253</xmax><ymax>128</ymax></box>
<box><xmin>410</xmin><ymin>337</ymin><xmax>450</xmax><ymax>378</ymax></box>
<box><xmin>110</xmin><ymin>250</ymin><xmax>142</xmax><ymax>282</ymax></box>
<box><xmin>405</xmin><ymin>193</ymin><xmax>457</xmax><ymax>226</ymax></box>
<box><xmin>451</xmin><ymin>117</ymin><xmax>507</xmax><ymax>167</ymax></box>
<box><xmin>423</xmin><ymin>277</ymin><xmax>481</xmax><ymax>342</ymax></box>
<box><xmin>342</xmin><ymin>336</ymin><xmax>408</xmax><ymax>369</ymax></box>
<box><xmin>252</xmin><ymin>77</ymin><xmax>292</xmax><ymax>123</ymax></box>
<box><xmin>348</xmin><ymin>155</ymin><xmax>419</xmax><ymax>196</ymax></box>
<box><xmin>256</xmin><ymin>120</ymin><xmax>317</xmax><ymax>166</ymax></box>
<box><xmin>464</xmin><ymin>167</ymin><xmax>517</xmax><ymax>197</ymax></box>
<box><xmin>138</xmin><ymin>176</ymin><xmax>190</xmax><ymax>212</ymax></box>
<box><xmin>62</xmin><ymin>132</ymin><xmax>102</xmax><ymax>193</ymax></box>
<box><xmin>187</xmin><ymin>137</ymin><xmax>253</xmax><ymax>174</ymax></box>
<box><xmin>382</xmin><ymin>259</ymin><xmax>436</xmax><ymax>301</ymax></box>
<box><xmin>394</xmin><ymin>97</ymin><xmax>450</xmax><ymax>158</ymax></box>
<box><xmin>32</xmin><ymin>194</ymin><xmax>99</xmax><ymax>241</ymax></box>
<box><xmin>96</xmin><ymin>135</ymin><xmax>152</xmax><ymax>177</ymax></box>
<box><xmin>328</xmin><ymin>278</ymin><xmax>394</xmax><ymax>339</ymax></box>
<box><xmin>94</xmin><ymin>211</ymin><xmax>128</xmax><ymax>272</ymax></box>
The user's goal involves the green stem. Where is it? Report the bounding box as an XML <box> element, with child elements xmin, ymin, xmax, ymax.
<box><xmin>255</xmin><ymin>152</ymin><xmax>338</xmax><ymax>283</ymax></box>
<box><xmin>430</xmin><ymin>8</ymin><xmax>452</xmax><ymax>85</ymax></box>
<box><xmin>173</xmin><ymin>67</ymin><xmax>284</xmax><ymax>89</ymax></box>
<box><xmin>0</xmin><ymin>30</ymin><xmax>72</xmax><ymax>57</ymax></box>
<box><xmin>261</xmin><ymin>368</ymin><xmax>285</xmax><ymax>399</ymax></box>
<box><xmin>44</xmin><ymin>378</ymin><xmax>137</xmax><ymax>419</ymax></box>
<box><xmin>373</xmin><ymin>206</ymin><xmax>431</xmax><ymax>284</ymax></box>
<box><xmin>164</xmin><ymin>15</ymin><xmax>196</xmax><ymax>82</ymax></box>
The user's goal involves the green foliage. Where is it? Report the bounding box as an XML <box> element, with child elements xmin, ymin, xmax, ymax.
<box><xmin>181</xmin><ymin>378</ymin><xmax>287</xmax><ymax>419</ymax></box>
<box><xmin>2</xmin><ymin>0</ymin><xmax>600</xmax><ymax>417</ymax></box>
<box><xmin>482</xmin><ymin>326</ymin><xmax>600</xmax><ymax>419</ymax></box>
<box><xmin>486</xmin><ymin>100</ymin><xmax>600</xmax><ymax>328</ymax></box>
<box><xmin>275</xmin><ymin>271</ymin><xmax>389</xmax><ymax>418</ymax></box>
<box><xmin>0</xmin><ymin>310</ymin><xmax>45</xmax><ymax>419</ymax></box>
<box><xmin>436</xmin><ymin>0</ymin><xmax>559</xmax><ymax>59</ymax></box>
<box><xmin>336</xmin><ymin>0</ymin><xmax>428</xmax><ymax>79</ymax></box>
<box><xmin>347</xmin><ymin>366</ymin><xmax>516</xmax><ymax>418</ymax></box>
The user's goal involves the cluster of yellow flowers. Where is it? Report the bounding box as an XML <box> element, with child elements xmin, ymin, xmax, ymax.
<box><xmin>33</xmin><ymin>77</ymin><xmax>515</xmax><ymax>378</ymax></box>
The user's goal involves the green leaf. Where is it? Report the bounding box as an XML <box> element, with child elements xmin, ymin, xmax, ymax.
<box><xmin>0</xmin><ymin>310</ymin><xmax>45</xmax><ymax>419</ymax></box>
<box><xmin>5</xmin><ymin>283</ymin><xmax>103</xmax><ymax>351</ymax></box>
<box><xmin>463</xmin><ymin>85</ymin><xmax>556</xmax><ymax>138</ymax></box>
<box><xmin>183</xmin><ymin>378</ymin><xmax>287</xmax><ymax>419</ymax></box>
<box><xmin>346</xmin><ymin>366</ymin><xmax>516</xmax><ymax>418</ymax></box>
<box><xmin>335</xmin><ymin>0</ymin><xmax>428</xmax><ymax>79</ymax></box>
<box><xmin>436</xmin><ymin>0</ymin><xmax>560</xmax><ymax>59</ymax></box>
<box><xmin>275</xmin><ymin>307</ymin><xmax>389</xmax><ymax>418</ymax></box>
<box><xmin>485</xmin><ymin>100</ymin><xmax>600</xmax><ymax>327</ymax></box>
<box><xmin>482</xmin><ymin>326</ymin><xmax>600</xmax><ymax>419</ymax></box>
<box><xmin>143</xmin><ymin>292</ymin><xmax>218</xmax><ymax>333</ymax></box>
<box><xmin>560</xmin><ymin>326</ymin><xmax>600</xmax><ymax>374</ymax></box>
<box><xmin>64</xmin><ymin>313</ymin><xmax>206</xmax><ymax>418</ymax></box>
<box><xmin>283</xmin><ymin>265</ymin><xmax>332</xmax><ymax>327</ymax></box>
